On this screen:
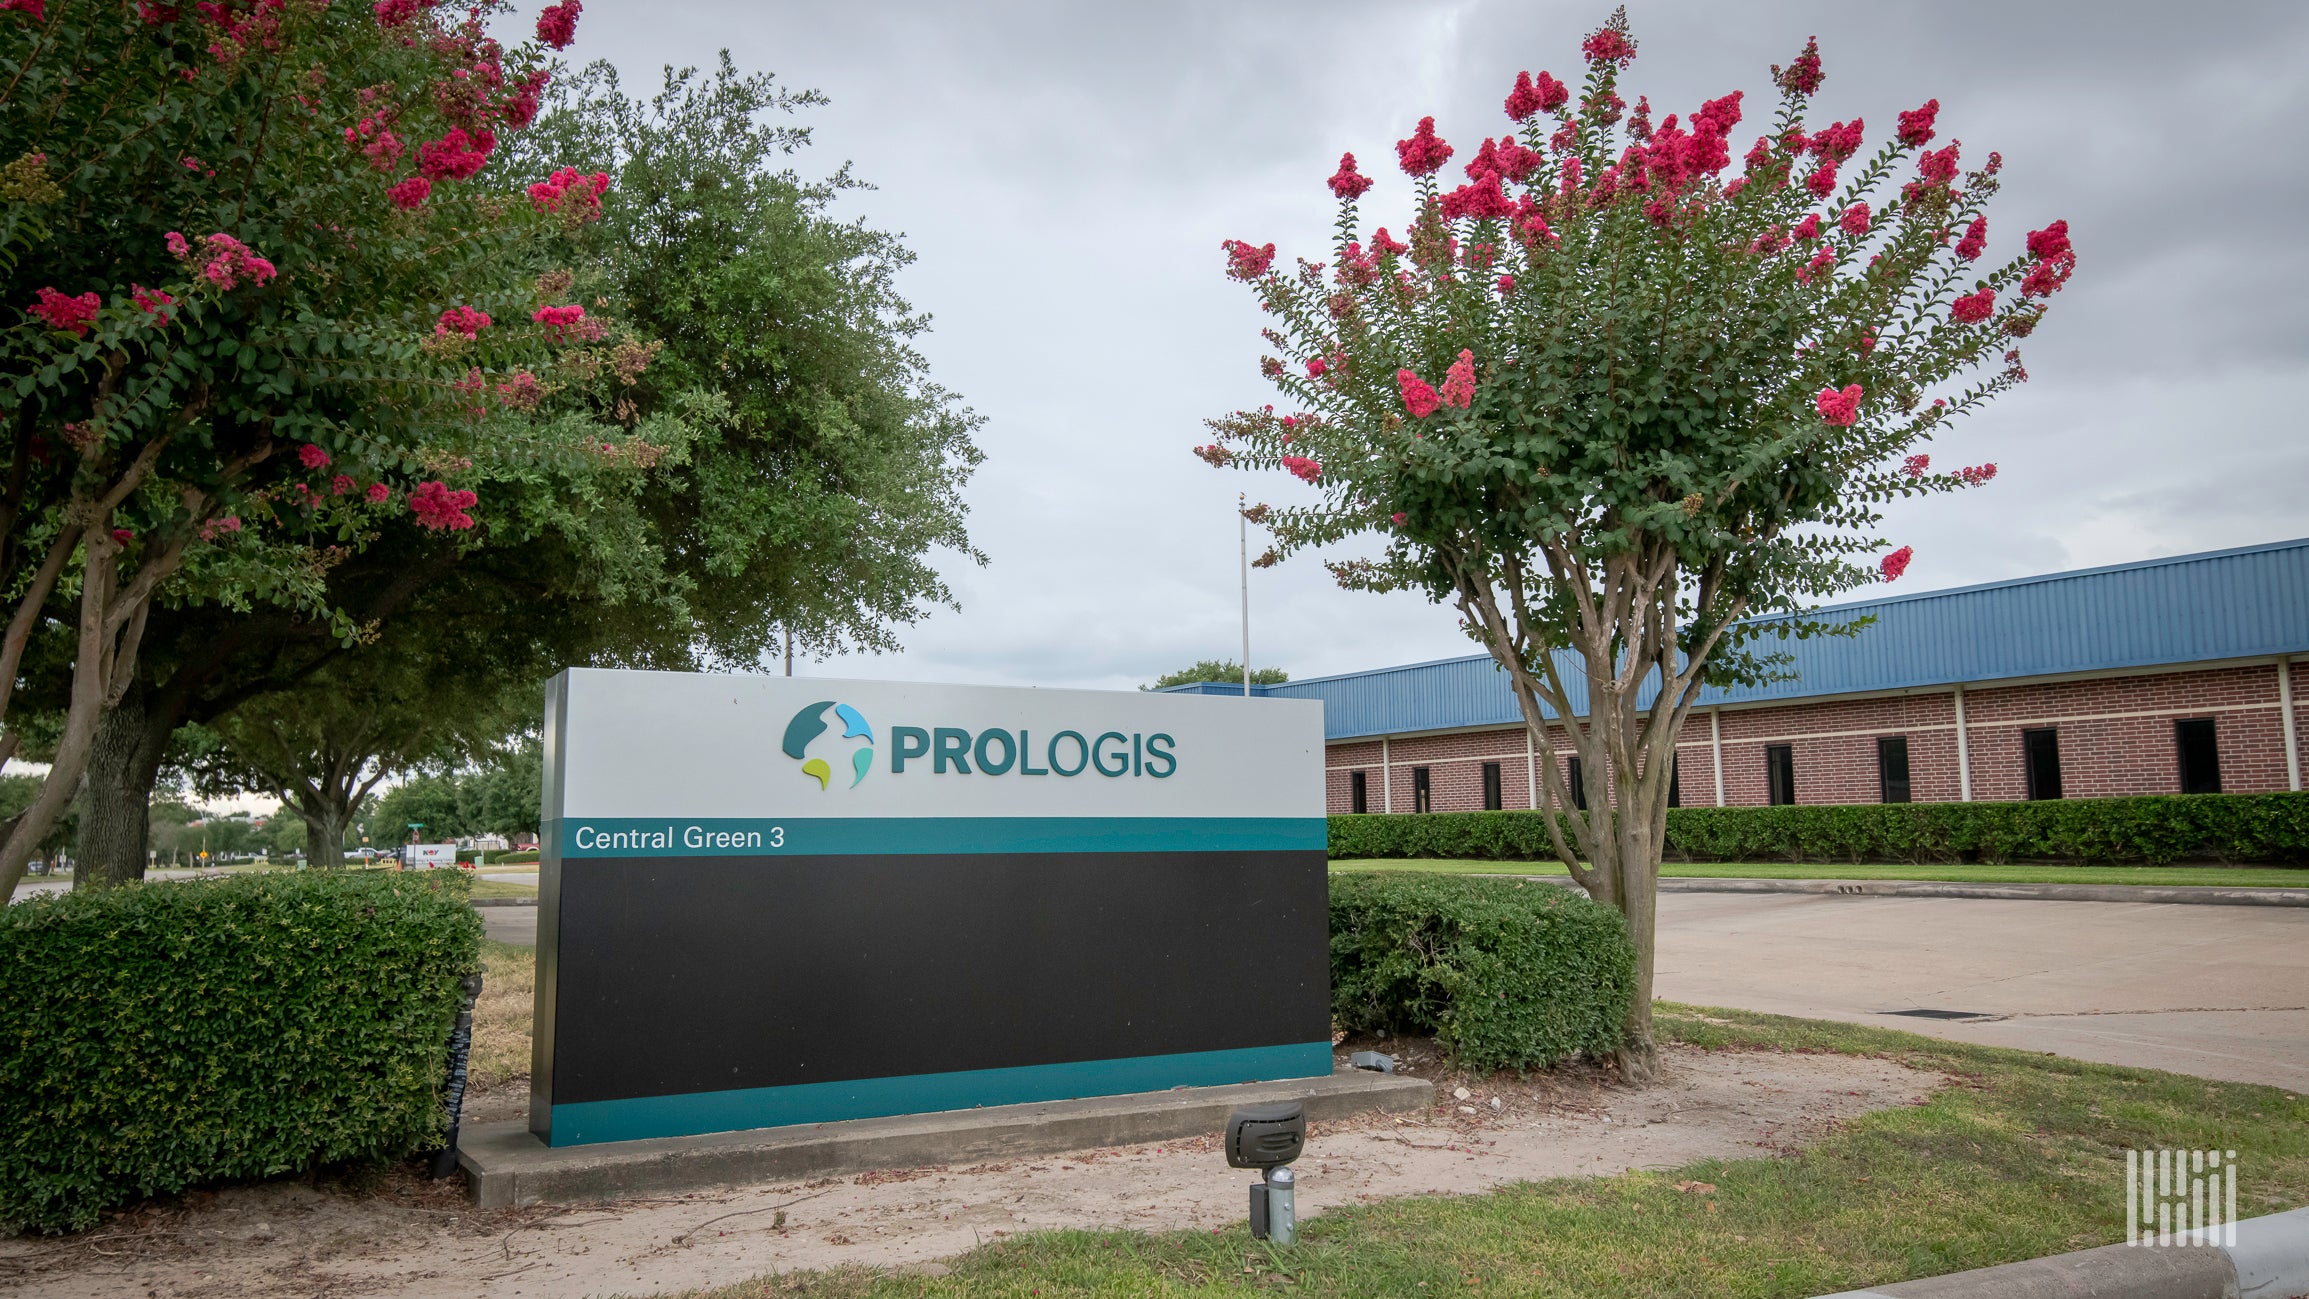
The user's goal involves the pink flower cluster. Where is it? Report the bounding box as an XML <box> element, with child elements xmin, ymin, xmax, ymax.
<box><xmin>199</xmin><ymin>515</ymin><xmax>243</xmax><ymax>542</ymax></box>
<box><xmin>1793</xmin><ymin>213</ymin><xmax>1821</xmax><ymax>241</ymax></box>
<box><xmin>1394</xmin><ymin>117</ymin><xmax>1453</xmax><ymax>177</ymax></box>
<box><xmin>1222</xmin><ymin>239</ymin><xmax>1276</xmax><ymax>281</ymax></box>
<box><xmin>2020</xmin><ymin>220</ymin><xmax>2075</xmax><ymax>297</ymax></box>
<box><xmin>387</xmin><ymin>176</ymin><xmax>432</xmax><ymax>209</ymax></box>
<box><xmin>1581</xmin><ymin>23</ymin><xmax>1635</xmax><ymax>67</ymax></box>
<box><xmin>409</xmin><ymin>480</ymin><xmax>478</xmax><ymax>530</ymax></box>
<box><xmin>1327</xmin><ymin>153</ymin><xmax>1373</xmax><ymax>201</ymax></box>
<box><xmin>1814</xmin><ymin>383</ymin><xmax>1862</xmax><ymax>426</ymax></box>
<box><xmin>1439</xmin><ymin>172</ymin><xmax>1514</xmax><ymax>221</ymax></box>
<box><xmin>1879</xmin><ymin>545</ymin><xmax>1913</xmax><ymax>581</ymax></box>
<box><xmin>1305</xmin><ymin>357</ymin><xmax>1327</xmax><ymax>379</ymax></box>
<box><xmin>1</xmin><ymin>0</ymin><xmax>46</xmax><ymax>20</ymax></box>
<box><xmin>167</xmin><ymin>231</ymin><xmax>277</xmax><ymax>290</ymax></box>
<box><xmin>528</xmin><ymin>166</ymin><xmax>610</xmax><ymax>218</ymax></box>
<box><xmin>417</xmin><ymin>127</ymin><xmax>495</xmax><ymax>182</ymax></box>
<box><xmin>1896</xmin><ymin>99</ymin><xmax>1939</xmax><ymax>148</ymax></box>
<box><xmin>1954</xmin><ymin>216</ymin><xmax>1987</xmax><ymax>261</ymax></box>
<box><xmin>299</xmin><ymin>443</ymin><xmax>331</xmax><ymax>469</ymax></box>
<box><xmin>1504</xmin><ymin>70</ymin><xmax>1569</xmax><ymax>120</ymax></box>
<box><xmin>1440</xmin><ymin>350</ymin><xmax>1476</xmax><ymax>408</ymax></box>
<box><xmin>372</xmin><ymin>0</ymin><xmax>431</xmax><ymax>26</ymax></box>
<box><xmin>28</xmin><ymin>287</ymin><xmax>98</xmax><ymax>335</ymax></box>
<box><xmin>437</xmin><ymin>305</ymin><xmax>491</xmax><ymax>338</ymax></box>
<box><xmin>533</xmin><ymin>303</ymin><xmax>588</xmax><ymax>339</ymax></box>
<box><xmin>1916</xmin><ymin>142</ymin><xmax>1960</xmax><ymax>188</ymax></box>
<box><xmin>1901</xmin><ymin>453</ymin><xmax>1930</xmax><ymax>478</ymax></box>
<box><xmin>1281</xmin><ymin>455</ymin><xmax>1322</xmax><ymax>485</ymax></box>
<box><xmin>535</xmin><ymin>0</ymin><xmax>580</xmax><ymax>49</ymax></box>
<box><xmin>1956</xmin><ymin>462</ymin><xmax>1998</xmax><ymax>486</ymax></box>
<box><xmin>1949</xmin><ymin>287</ymin><xmax>1994</xmax><ymax>324</ymax></box>
<box><xmin>132</xmin><ymin>284</ymin><xmax>175</xmax><ymax>324</ymax></box>
<box><xmin>1397</xmin><ymin>369</ymin><xmax>1441</xmax><ymax>419</ymax></box>
<box><xmin>1839</xmin><ymin>202</ymin><xmax>1870</xmax><ymax>238</ymax></box>
<box><xmin>1807</xmin><ymin>118</ymin><xmax>1865</xmax><ymax>164</ymax></box>
<box><xmin>1777</xmin><ymin>36</ymin><xmax>1823</xmax><ymax>97</ymax></box>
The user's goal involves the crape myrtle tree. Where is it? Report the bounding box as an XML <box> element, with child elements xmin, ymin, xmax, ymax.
<box><xmin>0</xmin><ymin>0</ymin><xmax>658</xmax><ymax>893</ymax></box>
<box><xmin>1200</xmin><ymin>12</ymin><xmax>2074</xmax><ymax>1079</ymax></box>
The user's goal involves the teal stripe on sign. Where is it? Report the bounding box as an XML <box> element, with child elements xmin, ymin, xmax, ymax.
<box><xmin>558</xmin><ymin>816</ymin><xmax>1325</xmax><ymax>857</ymax></box>
<box><xmin>548</xmin><ymin>1041</ymin><xmax>1336</xmax><ymax>1146</ymax></box>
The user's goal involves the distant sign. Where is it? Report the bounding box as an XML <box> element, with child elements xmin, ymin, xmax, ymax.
<box><xmin>405</xmin><ymin>843</ymin><xmax>457</xmax><ymax>870</ymax></box>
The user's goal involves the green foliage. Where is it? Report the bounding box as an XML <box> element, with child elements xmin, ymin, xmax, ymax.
<box><xmin>1329</xmin><ymin>872</ymin><xmax>1635</xmax><ymax>1071</ymax></box>
<box><xmin>0</xmin><ymin>871</ymin><xmax>481</xmax><ymax>1232</ymax></box>
<box><xmin>1145</xmin><ymin>660</ymin><xmax>1289</xmax><ymax>690</ymax></box>
<box><xmin>511</xmin><ymin>56</ymin><xmax>986</xmax><ymax>666</ymax></box>
<box><xmin>1329</xmin><ymin>793</ymin><xmax>2309</xmax><ymax>866</ymax></box>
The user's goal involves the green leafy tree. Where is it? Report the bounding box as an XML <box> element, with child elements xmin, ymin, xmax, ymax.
<box><xmin>1202</xmin><ymin>14</ymin><xmax>2073</xmax><ymax>1078</ymax></box>
<box><xmin>510</xmin><ymin>56</ymin><xmax>986</xmax><ymax>666</ymax></box>
<box><xmin>365</xmin><ymin>774</ymin><xmax>467</xmax><ymax>850</ymax></box>
<box><xmin>1146</xmin><ymin>661</ymin><xmax>1290</xmax><ymax>690</ymax></box>
<box><xmin>0</xmin><ymin>0</ymin><xmax>634</xmax><ymax>895</ymax></box>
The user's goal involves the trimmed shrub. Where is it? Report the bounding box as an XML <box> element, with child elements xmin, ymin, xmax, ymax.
<box><xmin>1329</xmin><ymin>872</ymin><xmax>1635</xmax><ymax>1072</ymax></box>
<box><xmin>1329</xmin><ymin>792</ymin><xmax>2309</xmax><ymax>866</ymax></box>
<box><xmin>0</xmin><ymin>870</ymin><xmax>482</xmax><ymax>1232</ymax></box>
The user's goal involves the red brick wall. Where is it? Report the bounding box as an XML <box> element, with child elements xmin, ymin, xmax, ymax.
<box><xmin>1324</xmin><ymin>660</ymin><xmax>2305</xmax><ymax>812</ymax></box>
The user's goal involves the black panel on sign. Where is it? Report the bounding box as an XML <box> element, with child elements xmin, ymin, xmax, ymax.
<box><xmin>549</xmin><ymin>849</ymin><xmax>1332</xmax><ymax>1105</ymax></box>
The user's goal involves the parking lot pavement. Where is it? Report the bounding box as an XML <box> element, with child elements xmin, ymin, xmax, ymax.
<box><xmin>482</xmin><ymin>904</ymin><xmax>537</xmax><ymax>946</ymax></box>
<box><xmin>1654</xmin><ymin>891</ymin><xmax>2309</xmax><ymax>1090</ymax></box>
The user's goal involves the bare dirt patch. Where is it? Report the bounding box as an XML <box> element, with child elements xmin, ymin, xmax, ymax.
<box><xmin>0</xmin><ymin>1043</ymin><xmax>1941</xmax><ymax>1298</ymax></box>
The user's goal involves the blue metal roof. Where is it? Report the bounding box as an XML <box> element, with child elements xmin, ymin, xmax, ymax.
<box><xmin>1168</xmin><ymin>538</ymin><xmax>2309</xmax><ymax>740</ymax></box>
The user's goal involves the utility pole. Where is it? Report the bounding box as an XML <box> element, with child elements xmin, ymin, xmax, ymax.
<box><xmin>1239</xmin><ymin>492</ymin><xmax>1251</xmax><ymax>697</ymax></box>
<box><xmin>785</xmin><ymin>625</ymin><xmax>794</xmax><ymax>677</ymax></box>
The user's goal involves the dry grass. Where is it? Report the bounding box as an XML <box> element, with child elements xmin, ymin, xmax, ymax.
<box><xmin>471</xmin><ymin>939</ymin><xmax>535</xmax><ymax>1089</ymax></box>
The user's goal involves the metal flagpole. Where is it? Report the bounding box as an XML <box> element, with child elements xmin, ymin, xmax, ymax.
<box><xmin>1239</xmin><ymin>493</ymin><xmax>1251</xmax><ymax>697</ymax></box>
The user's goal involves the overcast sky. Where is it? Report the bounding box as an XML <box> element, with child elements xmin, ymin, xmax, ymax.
<box><xmin>538</xmin><ymin>0</ymin><xmax>2309</xmax><ymax>692</ymax></box>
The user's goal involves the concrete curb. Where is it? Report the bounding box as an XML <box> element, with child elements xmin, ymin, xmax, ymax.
<box><xmin>468</xmin><ymin>897</ymin><xmax>537</xmax><ymax>908</ymax></box>
<box><xmin>1813</xmin><ymin>1206</ymin><xmax>2309</xmax><ymax>1298</ymax></box>
<box><xmin>1483</xmin><ymin>873</ymin><xmax>2309</xmax><ymax>908</ymax></box>
<box><xmin>458</xmin><ymin>1068</ymin><xmax>1432</xmax><ymax>1209</ymax></box>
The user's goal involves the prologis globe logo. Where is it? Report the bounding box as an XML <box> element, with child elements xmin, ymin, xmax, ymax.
<box><xmin>782</xmin><ymin>701</ymin><xmax>876</xmax><ymax>791</ymax></box>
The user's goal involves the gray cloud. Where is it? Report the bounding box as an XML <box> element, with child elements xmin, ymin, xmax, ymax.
<box><xmin>547</xmin><ymin>0</ymin><xmax>2309</xmax><ymax>689</ymax></box>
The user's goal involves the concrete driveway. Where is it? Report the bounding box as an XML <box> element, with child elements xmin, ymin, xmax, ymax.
<box><xmin>1654</xmin><ymin>892</ymin><xmax>2309</xmax><ymax>1090</ymax></box>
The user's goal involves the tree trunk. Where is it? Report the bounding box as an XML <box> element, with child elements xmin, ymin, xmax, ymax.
<box><xmin>1612</xmin><ymin>854</ymin><xmax>1660</xmax><ymax>1082</ymax></box>
<box><xmin>76</xmin><ymin>678</ymin><xmax>170</xmax><ymax>889</ymax></box>
<box><xmin>295</xmin><ymin>793</ymin><xmax>353</xmax><ymax>869</ymax></box>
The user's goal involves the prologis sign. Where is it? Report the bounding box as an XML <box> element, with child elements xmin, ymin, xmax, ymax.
<box><xmin>531</xmin><ymin>669</ymin><xmax>1330</xmax><ymax>1147</ymax></box>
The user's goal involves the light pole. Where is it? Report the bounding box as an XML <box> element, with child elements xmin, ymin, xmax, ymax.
<box><xmin>1239</xmin><ymin>492</ymin><xmax>1250</xmax><ymax>698</ymax></box>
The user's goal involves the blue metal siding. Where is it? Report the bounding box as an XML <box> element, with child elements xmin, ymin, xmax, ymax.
<box><xmin>1180</xmin><ymin>539</ymin><xmax>2309</xmax><ymax>741</ymax></box>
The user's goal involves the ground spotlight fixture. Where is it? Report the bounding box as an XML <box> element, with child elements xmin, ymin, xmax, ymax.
<box><xmin>1226</xmin><ymin>1101</ymin><xmax>1306</xmax><ymax>1244</ymax></box>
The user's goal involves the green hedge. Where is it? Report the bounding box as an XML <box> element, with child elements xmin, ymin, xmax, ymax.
<box><xmin>1329</xmin><ymin>792</ymin><xmax>2309</xmax><ymax>866</ymax></box>
<box><xmin>1329</xmin><ymin>872</ymin><xmax>1635</xmax><ymax>1072</ymax></box>
<box><xmin>0</xmin><ymin>871</ymin><xmax>482</xmax><ymax>1232</ymax></box>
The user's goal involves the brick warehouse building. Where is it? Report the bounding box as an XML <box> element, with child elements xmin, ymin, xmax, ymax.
<box><xmin>1171</xmin><ymin>539</ymin><xmax>2309</xmax><ymax>814</ymax></box>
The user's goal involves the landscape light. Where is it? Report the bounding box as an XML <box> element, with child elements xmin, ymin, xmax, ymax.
<box><xmin>1225</xmin><ymin>1101</ymin><xmax>1306</xmax><ymax>1244</ymax></box>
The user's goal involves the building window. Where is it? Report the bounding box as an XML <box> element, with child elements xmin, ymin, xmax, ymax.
<box><xmin>1766</xmin><ymin>744</ymin><xmax>1795</xmax><ymax>806</ymax></box>
<box><xmin>1565</xmin><ymin>757</ymin><xmax>1587</xmax><ymax>810</ymax></box>
<box><xmin>2023</xmin><ymin>728</ymin><xmax>2063</xmax><ymax>800</ymax></box>
<box><xmin>1350</xmin><ymin>770</ymin><xmax>1368</xmax><ymax>813</ymax></box>
<box><xmin>1878</xmin><ymin>736</ymin><xmax>1912</xmax><ymax>804</ymax></box>
<box><xmin>1667</xmin><ymin>755</ymin><xmax>1681</xmax><ymax>809</ymax></box>
<box><xmin>2176</xmin><ymin>718</ymin><xmax>2221</xmax><ymax>795</ymax></box>
<box><xmin>1412</xmin><ymin>766</ymin><xmax>1432</xmax><ymax>813</ymax></box>
<box><xmin>1482</xmin><ymin>762</ymin><xmax>1503</xmax><ymax>811</ymax></box>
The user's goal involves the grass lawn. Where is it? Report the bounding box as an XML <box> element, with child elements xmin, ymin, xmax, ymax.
<box><xmin>1329</xmin><ymin>858</ymin><xmax>2309</xmax><ymax>888</ymax></box>
<box><xmin>473</xmin><ymin>939</ymin><xmax>536</xmax><ymax>1089</ymax></box>
<box><xmin>466</xmin><ymin>876</ymin><xmax>538</xmax><ymax>899</ymax></box>
<box><xmin>660</xmin><ymin>1007</ymin><xmax>2307</xmax><ymax>1299</ymax></box>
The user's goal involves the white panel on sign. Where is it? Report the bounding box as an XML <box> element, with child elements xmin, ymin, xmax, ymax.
<box><xmin>552</xmin><ymin>668</ymin><xmax>1324</xmax><ymax>822</ymax></box>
